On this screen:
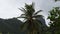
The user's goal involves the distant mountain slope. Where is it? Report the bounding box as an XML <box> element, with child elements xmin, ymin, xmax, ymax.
<box><xmin>0</xmin><ymin>18</ymin><xmax>22</xmax><ymax>33</ymax></box>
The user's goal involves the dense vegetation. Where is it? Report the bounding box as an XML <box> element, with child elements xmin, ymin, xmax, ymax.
<box><xmin>47</xmin><ymin>7</ymin><xmax>60</xmax><ymax>34</ymax></box>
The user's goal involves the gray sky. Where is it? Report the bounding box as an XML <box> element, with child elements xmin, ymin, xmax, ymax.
<box><xmin>0</xmin><ymin>0</ymin><xmax>60</xmax><ymax>25</ymax></box>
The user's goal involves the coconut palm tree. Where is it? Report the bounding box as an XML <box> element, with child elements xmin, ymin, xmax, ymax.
<box><xmin>17</xmin><ymin>3</ymin><xmax>46</xmax><ymax>34</ymax></box>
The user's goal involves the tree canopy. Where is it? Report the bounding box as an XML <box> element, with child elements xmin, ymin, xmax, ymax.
<box><xmin>17</xmin><ymin>3</ymin><xmax>47</xmax><ymax>34</ymax></box>
<box><xmin>48</xmin><ymin>7</ymin><xmax>60</xmax><ymax>34</ymax></box>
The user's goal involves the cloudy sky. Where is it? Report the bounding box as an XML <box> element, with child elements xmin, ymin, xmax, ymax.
<box><xmin>0</xmin><ymin>0</ymin><xmax>60</xmax><ymax>25</ymax></box>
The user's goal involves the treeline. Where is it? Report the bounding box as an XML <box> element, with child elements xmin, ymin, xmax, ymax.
<box><xmin>0</xmin><ymin>17</ymin><xmax>47</xmax><ymax>34</ymax></box>
<box><xmin>47</xmin><ymin>7</ymin><xmax>60</xmax><ymax>34</ymax></box>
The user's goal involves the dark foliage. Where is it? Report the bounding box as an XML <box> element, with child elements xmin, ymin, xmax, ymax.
<box><xmin>0</xmin><ymin>18</ymin><xmax>22</xmax><ymax>34</ymax></box>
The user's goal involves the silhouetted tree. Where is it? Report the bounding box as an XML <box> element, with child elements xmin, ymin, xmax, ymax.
<box><xmin>17</xmin><ymin>3</ymin><xmax>47</xmax><ymax>34</ymax></box>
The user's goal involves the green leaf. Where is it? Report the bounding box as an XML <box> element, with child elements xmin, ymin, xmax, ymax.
<box><xmin>20</xmin><ymin>14</ymin><xmax>25</xmax><ymax>17</ymax></box>
<box><xmin>18</xmin><ymin>8</ymin><xmax>26</xmax><ymax>13</ymax></box>
<box><xmin>34</xmin><ymin>10</ymin><xmax>42</xmax><ymax>15</ymax></box>
<box><xmin>33</xmin><ymin>15</ymin><xmax>43</xmax><ymax>18</ymax></box>
<box><xmin>16</xmin><ymin>16</ymin><xmax>27</xmax><ymax>19</ymax></box>
<box><xmin>54</xmin><ymin>0</ymin><xmax>60</xmax><ymax>2</ymax></box>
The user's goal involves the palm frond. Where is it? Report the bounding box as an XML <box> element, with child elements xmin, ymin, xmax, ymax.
<box><xmin>32</xmin><ymin>20</ymin><xmax>43</xmax><ymax>32</ymax></box>
<box><xmin>16</xmin><ymin>16</ymin><xmax>27</xmax><ymax>19</ymax></box>
<box><xmin>34</xmin><ymin>20</ymin><xmax>46</xmax><ymax>33</ymax></box>
<box><xmin>32</xmin><ymin>2</ymin><xmax>35</xmax><ymax>8</ymax></box>
<box><xmin>33</xmin><ymin>10</ymin><xmax>42</xmax><ymax>15</ymax></box>
<box><xmin>18</xmin><ymin>8</ymin><xmax>26</xmax><ymax>13</ymax></box>
<box><xmin>34</xmin><ymin>20</ymin><xmax>42</xmax><ymax>27</ymax></box>
<box><xmin>55</xmin><ymin>0</ymin><xmax>60</xmax><ymax>2</ymax></box>
<box><xmin>20</xmin><ymin>21</ymin><xmax>29</xmax><ymax>32</ymax></box>
<box><xmin>21</xmin><ymin>14</ymin><xmax>25</xmax><ymax>17</ymax></box>
<box><xmin>23</xmin><ymin>18</ymin><xmax>27</xmax><ymax>22</ymax></box>
<box><xmin>33</xmin><ymin>15</ymin><xmax>43</xmax><ymax>18</ymax></box>
<box><xmin>55</xmin><ymin>0</ymin><xmax>57</xmax><ymax>1</ymax></box>
<box><xmin>34</xmin><ymin>21</ymin><xmax>40</xmax><ymax>28</ymax></box>
<box><xmin>27</xmin><ymin>19</ymin><xmax>42</xmax><ymax>31</ymax></box>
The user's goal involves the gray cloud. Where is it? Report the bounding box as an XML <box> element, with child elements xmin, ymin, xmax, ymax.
<box><xmin>0</xmin><ymin>0</ymin><xmax>60</xmax><ymax>25</ymax></box>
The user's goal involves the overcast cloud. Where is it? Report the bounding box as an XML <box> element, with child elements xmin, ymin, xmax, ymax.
<box><xmin>0</xmin><ymin>0</ymin><xmax>60</xmax><ymax>25</ymax></box>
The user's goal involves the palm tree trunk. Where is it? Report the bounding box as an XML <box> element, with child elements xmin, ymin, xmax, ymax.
<box><xmin>31</xmin><ymin>29</ymin><xmax>36</xmax><ymax>34</ymax></box>
<box><xmin>32</xmin><ymin>30</ymin><xmax>35</xmax><ymax>34</ymax></box>
<box><xmin>27</xmin><ymin>30</ymin><xmax>35</xmax><ymax>34</ymax></box>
